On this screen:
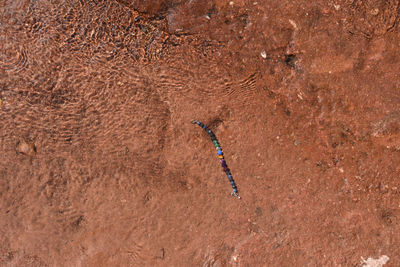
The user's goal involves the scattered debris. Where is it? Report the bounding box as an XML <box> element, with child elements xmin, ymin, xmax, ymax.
<box><xmin>361</xmin><ymin>255</ymin><xmax>389</xmax><ymax>267</ymax></box>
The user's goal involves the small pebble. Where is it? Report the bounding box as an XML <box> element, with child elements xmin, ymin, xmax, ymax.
<box><xmin>16</xmin><ymin>139</ymin><xmax>36</xmax><ymax>156</ymax></box>
<box><xmin>232</xmin><ymin>255</ymin><xmax>238</xmax><ymax>262</ymax></box>
<box><xmin>370</xmin><ymin>8</ymin><xmax>379</xmax><ymax>16</ymax></box>
<box><xmin>156</xmin><ymin>248</ymin><xmax>165</xmax><ymax>259</ymax></box>
<box><xmin>260</xmin><ymin>50</ymin><xmax>267</xmax><ymax>59</ymax></box>
<box><xmin>288</xmin><ymin>19</ymin><xmax>298</xmax><ymax>30</ymax></box>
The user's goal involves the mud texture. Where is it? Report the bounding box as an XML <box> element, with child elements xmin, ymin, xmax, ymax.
<box><xmin>1</xmin><ymin>0</ymin><xmax>400</xmax><ymax>266</ymax></box>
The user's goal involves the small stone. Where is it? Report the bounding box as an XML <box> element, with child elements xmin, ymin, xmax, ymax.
<box><xmin>370</xmin><ymin>8</ymin><xmax>379</xmax><ymax>16</ymax></box>
<box><xmin>288</xmin><ymin>19</ymin><xmax>298</xmax><ymax>30</ymax></box>
<box><xmin>260</xmin><ymin>51</ymin><xmax>267</xmax><ymax>59</ymax></box>
<box><xmin>16</xmin><ymin>139</ymin><xmax>36</xmax><ymax>156</ymax></box>
<box><xmin>232</xmin><ymin>255</ymin><xmax>238</xmax><ymax>262</ymax></box>
<box><xmin>156</xmin><ymin>248</ymin><xmax>165</xmax><ymax>259</ymax></box>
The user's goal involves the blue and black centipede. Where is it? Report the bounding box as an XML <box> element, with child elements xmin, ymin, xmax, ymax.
<box><xmin>191</xmin><ymin>120</ymin><xmax>241</xmax><ymax>199</ymax></box>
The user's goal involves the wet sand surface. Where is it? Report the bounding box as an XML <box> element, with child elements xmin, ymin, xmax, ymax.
<box><xmin>1</xmin><ymin>0</ymin><xmax>400</xmax><ymax>266</ymax></box>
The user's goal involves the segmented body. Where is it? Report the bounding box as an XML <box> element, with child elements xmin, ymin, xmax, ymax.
<box><xmin>191</xmin><ymin>120</ymin><xmax>240</xmax><ymax>199</ymax></box>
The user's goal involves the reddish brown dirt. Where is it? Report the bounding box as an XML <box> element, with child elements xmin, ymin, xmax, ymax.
<box><xmin>1</xmin><ymin>0</ymin><xmax>400</xmax><ymax>266</ymax></box>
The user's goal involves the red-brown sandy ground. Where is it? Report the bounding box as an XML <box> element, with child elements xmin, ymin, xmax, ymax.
<box><xmin>1</xmin><ymin>0</ymin><xmax>400</xmax><ymax>266</ymax></box>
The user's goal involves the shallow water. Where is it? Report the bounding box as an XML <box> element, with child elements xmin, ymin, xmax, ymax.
<box><xmin>1</xmin><ymin>0</ymin><xmax>400</xmax><ymax>266</ymax></box>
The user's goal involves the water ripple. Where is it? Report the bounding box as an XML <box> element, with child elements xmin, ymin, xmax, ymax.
<box><xmin>0</xmin><ymin>46</ymin><xmax>29</xmax><ymax>73</ymax></box>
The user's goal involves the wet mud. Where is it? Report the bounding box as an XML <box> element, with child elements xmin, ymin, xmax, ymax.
<box><xmin>1</xmin><ymin>0</ymin><xmax>400</xmax><ymax>266</ymax></box>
